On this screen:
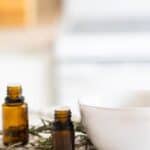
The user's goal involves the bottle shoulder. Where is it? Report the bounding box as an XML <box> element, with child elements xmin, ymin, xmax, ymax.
<box><xmin>2</xmin><ymin>102</ymin><xmax>28</xmax><ymax>107</ymax></box>
<box><xmin>53</xmin><ymin>121</ymin><xmax>74</xmax><ymax>131</ymax></box>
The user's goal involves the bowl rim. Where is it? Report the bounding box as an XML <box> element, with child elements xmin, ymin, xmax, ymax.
<box><xmin>79</xmin><ymin>103</ymin><xmax>150</xmax><ymax>111</ymax></box>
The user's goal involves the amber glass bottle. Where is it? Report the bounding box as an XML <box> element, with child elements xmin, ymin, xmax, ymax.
<box><xmin>52</xmin><ymin>108</ymin><xmax>75</xmax><ymax>150</ymax></box>
<box><xmin>2</xmin><ymin>85</ymin><xmax>29</xmax><ymax>145</ymax></box>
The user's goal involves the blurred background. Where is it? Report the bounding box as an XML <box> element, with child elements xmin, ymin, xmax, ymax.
<box><xmin>1</xmin><ymin>0</ymin><xmax>150</xmax><ymax>123</ymax></box>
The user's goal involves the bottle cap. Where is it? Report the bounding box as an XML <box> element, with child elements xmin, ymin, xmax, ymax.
<box><xmin>7</xmin><ymin>84</ymin><xmax>22</xmax><ymax>100</ymax></box>
<box><xmin>55</xmin><ymin>107</ymin><xmax>71</xmax><ymax>119</ymax></box>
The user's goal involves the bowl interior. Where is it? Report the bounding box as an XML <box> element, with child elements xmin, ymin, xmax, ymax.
<box><xmin>80</xmin><ymin>90</ymin><xmax>150</xmax><ymax>108</ymax></box>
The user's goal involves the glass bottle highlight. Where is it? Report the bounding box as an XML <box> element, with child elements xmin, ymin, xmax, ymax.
<box><xmin>52</xmin><ymin>108</ymin><xmax>75</xmax><ymax>150</ymax></box>
<box><xmin>2</xmin><ymin>85</ymin><xmax>29</xmax><ymax>145</ymax></box>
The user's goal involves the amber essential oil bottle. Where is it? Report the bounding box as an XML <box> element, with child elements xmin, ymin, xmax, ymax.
<box><xmin>52</xmin><ymin>108</ymin><xmax>75</xmax><ymax>150</ymax></box>
<box><xmin>2</xmin><ymin>85</ymin><xmax>29</xmax><ymax>145</ymax></box>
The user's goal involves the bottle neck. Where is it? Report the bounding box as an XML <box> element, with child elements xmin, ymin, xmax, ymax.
<box><xmin>53</xmin><ymin>109</ymin><xmax>74</xmax><ymax>131</ymax></box>
<box><xmin>5</xmin><ymin>85</ymin><xmax>24</xmax><ymax>103</ymax></box>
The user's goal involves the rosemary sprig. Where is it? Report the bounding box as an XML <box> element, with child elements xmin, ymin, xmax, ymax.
<box><xmin>0</xmin><ymin>119</ymin><xmax>96</xmax><ymax>150</ymax></box>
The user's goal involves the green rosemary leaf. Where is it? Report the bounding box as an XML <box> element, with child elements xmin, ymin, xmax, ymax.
<box><xmin>0</xmin><ymin>119</ymin><xmax>96</xmax><ymax>150</ymax></box>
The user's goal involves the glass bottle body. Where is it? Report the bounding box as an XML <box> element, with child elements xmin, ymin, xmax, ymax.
<box><xmin>2</xmin><ymin>102</ymin><xmax>28</xmax><ymax>145</ymax></box>
<box><xmin>52</xmin><ymin>109</ymin><xmax>75</xmax><ymax>150</ymax></box>
<box><xmin>53</xmin><ymin>122</ymin><xmax>74</xmax><ymax>150</ymax></box>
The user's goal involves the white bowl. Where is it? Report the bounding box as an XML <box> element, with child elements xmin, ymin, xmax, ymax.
<box><xmin>79</xmin><ymin>91</ymin><xmax>150</xmax><ymax>150</ymax></box>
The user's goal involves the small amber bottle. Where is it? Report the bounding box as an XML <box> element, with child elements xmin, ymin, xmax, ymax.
<box><xmin>2</xmin><ymin>85</ymin><xmax>29</xmax><ymax>145</ymax></box>
<box><xmin>52</xmin><ymin>108</ymin><xmax>75</xmax><ymax>150</ymax></box>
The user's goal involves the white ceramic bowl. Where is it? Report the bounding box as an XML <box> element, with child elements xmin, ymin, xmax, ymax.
<box><xmin>79</xmin><ymin>91</ymin><xmax>150</xmax><ymax>150</ymax></box>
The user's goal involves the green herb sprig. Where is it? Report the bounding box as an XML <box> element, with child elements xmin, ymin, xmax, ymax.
<box><xmin>0</xmin><ymin>119</ymin><xmax>96</xmax><ymax>150</ymax></box>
